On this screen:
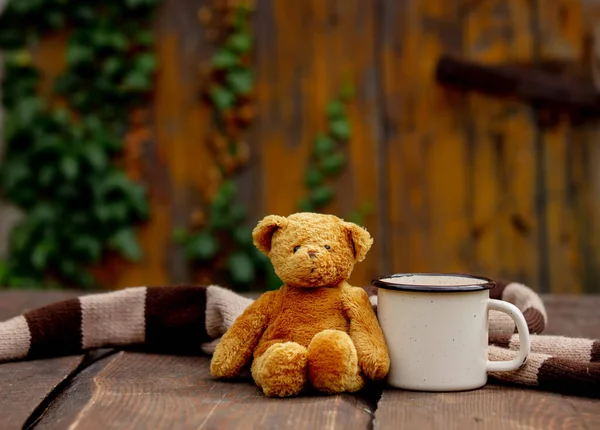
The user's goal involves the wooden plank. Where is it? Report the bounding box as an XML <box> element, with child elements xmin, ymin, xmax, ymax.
<box><xmin>566</xmin><ymin>1</ymin><xmax>600</xmax><ymax>294</ymax></box>
<box><xmin>93</xmin><ymin>0</ymin><xmax>218</xmax><ymax>289</ymax></box>
<box><xmin>374</xmin><ymin>385</ymin><xmax>600</xmax><ymax>430</ymax></box>
<box><xmin>383</xmin><ymin>0</ymin><xmax>470</xmax><ymax>274</ymax></box>
<box><xmin>534</xmin><ymin>0</ymin><xmax>584</xmax><ymax>294</ymax></box>
<box><xmin>33</xmin><ymin>352</ymin><xmax>121</xmax><ymax>430</ymax></box>
<box><xmin>569</xmin><ymin>125</ymin><xmax>600</xmax><ymax>294</ymax></box>
<box><xmin>383</xmin><ymin>0</ymin><xmax>542</xmax><ymax>283</ymax></box>
<box><xmin>0</xmin><ymin>291</ymin><xmax>84</xmax><ymax>430</ymax></box>
<box><xmin>543</xmin><ymin>294</ymin><xmax>600</xmax><ymax>339</ymax></box>
<box><xmin>254</xmin><ymin>0</ymin><xmax>384</xmax><ymax>285</ymax></box>
<box><xmin>0</xmin><ymin>356</ymin><xmax>85</xmax><ymax>430</ymax></box>
<box><xmin>462</xmin><ymin>0</ymin><xmax>541</xmax><ymax>286</ymax></box>
<box><xmin>374</xmin><ymin>294</ymin><xmax>600</xmax><ymax>429</ymax></box>
<box><xmin>37</xmin><ymin>352</ymin><xmax>376</xmax><ymax>430</ymax></box>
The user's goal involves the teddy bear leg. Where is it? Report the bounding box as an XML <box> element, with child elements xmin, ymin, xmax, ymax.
<box><xmin>307</xmin><ymin>329</ymin><xmax>365</xmax><ymax>394</ymax></box>
<box><xmin>251</xmin><ymin>342</ymin><xmax>308</xmax><ymax>397</ymax></box>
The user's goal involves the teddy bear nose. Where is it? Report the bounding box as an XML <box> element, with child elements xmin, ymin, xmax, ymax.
<box><xmin>307</xmin><ymin>250</ymin><xmax>318</xmax><ymax>258</ymax></box>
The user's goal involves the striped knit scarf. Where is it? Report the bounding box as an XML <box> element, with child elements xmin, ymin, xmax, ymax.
<box><xmin>0</xmin><ymin>282</ymin><xmax>598</xmax><ymax>398</ymax></box>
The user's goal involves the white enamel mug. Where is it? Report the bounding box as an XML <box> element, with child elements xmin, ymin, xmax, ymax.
<box><xmin>373</xmin><ymin>273</ymin><xmax>531</xmax><ymax>392</ymax></box>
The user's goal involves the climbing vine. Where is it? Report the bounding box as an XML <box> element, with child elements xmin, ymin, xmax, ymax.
<box><xmin>0</xmin><ymin>0</ymin><xmax>159</xmax><ymax>289</ymax></box>
<box><xmin>298</xmin><ymin>85</ymin><xmax>374</xmax><ymax>226</ymax></box>
<box><xmin>174</xmin><ymin>0</ymin><xmax>281</xmax><ymax>291</ymax></box>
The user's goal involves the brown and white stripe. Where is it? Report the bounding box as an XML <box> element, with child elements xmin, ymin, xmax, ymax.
<box><xmin>0</xmin><ymin>285</ymin><xmax>216</xmax><ymax>362</ymax></box>
<box><xmin>488</xmin><ymin>345</ymin><xmax>600</xmax><ymax>397</ymax></box>
<box><xmin>1</xmin><ymin>281</ymin><xmax>598</xmax><ymax>398</ymax></box>
<box><xmin>490</xmin><ymin>333</ymin><xmax>600</xmax><ymax>362</ymax></box>
<box><xmin>488</xmin><ymin>280</ymin><xmax>547</xmax><ymax>335</ymax></box>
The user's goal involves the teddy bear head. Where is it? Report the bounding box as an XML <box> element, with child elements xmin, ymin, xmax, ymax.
<box><xmin>252</xmin><ymin>212</ymin><xmax>373</xmax><ymax>288</ymax></box>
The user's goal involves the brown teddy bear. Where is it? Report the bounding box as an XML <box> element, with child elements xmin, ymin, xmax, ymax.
<box><xmin>210</xmin><ymin>212</ymin><xmax>390</xmax><ymax>397</ymax></box>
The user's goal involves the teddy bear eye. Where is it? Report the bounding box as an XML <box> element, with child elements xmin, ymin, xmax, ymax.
<box><xmin>324</xmin><ymin>245</ymin><xmax>331</xmax><ymax>250</ymax></box>
<box><xmin>293</xmin><ymin>245</ymin><xmax>300</xmax><ymax>253</ymax></box>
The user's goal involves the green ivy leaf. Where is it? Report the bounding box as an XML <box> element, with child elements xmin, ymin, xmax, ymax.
<box><xmin>227</xmin><ymin>252</ymin><xmax>255</xmax><ymax>284</ymax></box>
<box><xmin>66</xmin><ymin>42</ymin><xmax>93</xmax><ymax>66</ymax></box>
<box><xmin>340</xmin><ymin>82</ymin><xmax>356</xmax><ymax>101</ymax></box>
<box><xmin>229</xmin><ymin>203</ymin><xmax>246</xmax><ymax>223</ymax></box>
<box><xmin>15</xmin><ymin>96</ymin><xmax>43</xmax><ymax>125</ymax></box>
<box><xmin>109</xmin><ymin>228</ymin><xmax>142</xmax><ymax>261</ymax></box>
<box><xmin>360</xmin><ymin>200</ymin><xmax>374</xmax><ymax>215</ymax></box>
<box><xmin>326</xmin><ymin>100</ymin><xmax>345</xmax><ymax>120</ymax></box>
<box><xmin>212</xmin><ymin>180</ymin><xmax>236</xmax><ymax>213</ymax></box>
<box><xmin>329</xmin><ymin>119</ymin><xmax>351</xmax><ymax>140</ymax></box>
<box><xmin>313</xmin><ymin>135</ymin><xmax>335</xmax><ymax>158</ymax></box>
<box><xmin>135</xmin><ymin>30</ymin><xmax>154</xmax><ymax>47</ymax></box>
<box><xmin>298</xmin><ymin>197</ymin><xmax>316</xmax><ymax>212</ymax></box>
<box><xmin>310</xmin><ymin>186</ymin><xmax>334</xmax><ymax>208</ymax></box>
<box><xmin>52</xmin><ymin>108</ymin><xmax>71</xmax><ymax>125</ymax></box>
<box><xmin>209</xmin><ymin>86</ymin><xmax>236</xmax><ymax>111</ymax></box>
<box><xmin>186</xmin><ymin>232</ymin><xmax>219</xmax><ymax>261</ymax></box>
<box><xmin>122</xmin><ymin>70</ymin><xmax>152</xmax><ymax>91</ymax></box>
<box><xmin>30</xmin><ymin>203</ymin><xmax>56</xmax><ymax>224</ymax></box>
<box><xmin>233</xmin><ymin>226</ymin><xmax>253</xmax><ymax>249</ymax></box>
<box><xmin>226</xmin><ymin>33</ymin><xmax>252</xmax><ymax>53</ymax></box>
<box><xmin>47</xmin><ymin>10</ymin><xmax>65</xmax><ymax>28</ymax></box>
<box><xmin>74</xmin><ymin>4</ymin><xmax>95</xmax><ymax>21</ymax></box>
<box><xmin>31</xmin><ymin>241</ymin><xmax>53</xmax><ymax>270</ymax></box>
<box><xmin>81</xmin><ymin>145</ymin><xmax>108</xmax><ymax>170</ymax></box>
<box><xmin>125</xmin><ymin>0</ymin><xmax>153</xmax><ymax>8</ymax></box>
<box><xmin>305</xmin><ymin>165</ymin><xmax>323</xmax><ymax>189</ymax></box>
<box><xmin>212</xmin><ymin>49</ymin><xmax>238</xmax><ymax>69</ymax></box>
<box><xmin>346</xmin><ymin>211</ymin><xmax>363</xmax><ymax>226</ymax></box>
<box><xmin>320</xmin><ymin>153</ymin><xmax>346</xmax><ymax>176</ymax></box>
<box><xmin>172</xmin><ymin>227</ymin><xmax>189</xmax><ymax>244</ymax></box>
<box><xmin>0</xmin><ymin>260</ymin><xmax>8</xmax><ymax>284</ymax></box>
<box><xmin>73</xmin><ymin>235</ymin><xmax>102</xmax><ymax>261</ymax></box>
<box><xmin>226</xmin><ymin>69</ymin><xmax>253</xmax><ymax>95</ymax></box>
<box><xmin>103</xmin><ymin>57</ymin><xmax>122</xmax><ymax>75</ymax></box>
<box><xmin>135</xmin><ymin>53</ymin><xmax>156</xmax><ymax>73</ymax></box>
<box><xmin>109</xmin><ymin>33</ymin><xmax>128</xmax><ymax>51</ymax></box>
<box><xmin>1</xmin><ymin>161</ymin><xmax>29</xmax><ymax>191</ymax></box>
<box><xmin>263</xmin><ymin>260</ymin><xmax>282</xmax><ymax>290</ymax></box>
<box><xmin>60</xmin><ymin>156</ymin><xmax>79</xmax><ymax>180</ymax></box>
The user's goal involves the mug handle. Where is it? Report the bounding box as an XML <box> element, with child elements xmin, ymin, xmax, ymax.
<box><xmin>486</xmin><ymin>299</ymin><xmax>531</xmax><ymax>372</ymax></box>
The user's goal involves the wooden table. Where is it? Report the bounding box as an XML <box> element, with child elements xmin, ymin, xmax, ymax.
<box><xmin>1</xmin><ymin>291</ymin><xmax>599</xmax><ymax>430</ymax></box>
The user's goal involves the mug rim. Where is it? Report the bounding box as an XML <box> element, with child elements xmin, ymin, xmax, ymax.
<box><xmin>371</xmin><ymin>272</ymin><xmax>496</xmax><ymax>293</ymax></box>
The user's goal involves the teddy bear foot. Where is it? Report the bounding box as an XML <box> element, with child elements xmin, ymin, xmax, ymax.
<box><xmin>251</xmin><ymin>342</ymin><xmax>308</xmax><ymax>397</ymax></box>
<box><xmin>307</xmin><ymin>329</ymin><xmax>365</xmax><ymax>394</ymax></box>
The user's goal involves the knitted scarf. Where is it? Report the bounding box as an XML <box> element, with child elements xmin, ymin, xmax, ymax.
<box><xmin>0</xmin><ymin>282</ymin><xmax>598</xmax><ymax>398</ymax></box>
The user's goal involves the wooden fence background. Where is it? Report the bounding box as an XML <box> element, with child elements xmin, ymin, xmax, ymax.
<box><xmin>2</xmin><ymin>0</ymin><xmax>600</xmax><ymax>294</ymax></box>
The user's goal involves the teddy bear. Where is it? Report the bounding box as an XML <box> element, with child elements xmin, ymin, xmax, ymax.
<box><xmin>209</xmin><ymin>212</ymin><xmax>390</xmax><ymax>397</ymax></box>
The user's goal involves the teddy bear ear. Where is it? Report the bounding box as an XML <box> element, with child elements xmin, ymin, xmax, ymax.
<box><xmin>343</xmin><ymin>222</ymin><xmax>374</xmax><ymax>262</ymax></box>
<box><xmin>252</xmin><ymin>215</ymin><xmax>288</xmax><ymax>254</ymax></box>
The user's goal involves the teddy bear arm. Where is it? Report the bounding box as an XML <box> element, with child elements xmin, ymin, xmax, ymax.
<box><xmin>342</xmin><ymin>287</ymin><xmax>390</xmax><ymax>381</ymax></box>
<box><xmin>210</xmin><ymin>292</ymin><xmax>274</xmax><ymax>378</ymax></box>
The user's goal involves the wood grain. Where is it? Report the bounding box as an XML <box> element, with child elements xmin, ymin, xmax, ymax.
<box><xmin>463</xmin><ymin>0</ymin><xmax>541</xmax><ymax>286</ymax></box>
<box><xmin>254</xmin><ymin>0</ymin><xmax>384</xmax><ymax>283</ymax></box>
<box><xmin>3</xmin><ymin>0</ymin><xmax>600</xmax><ymax>293</ymax></box>
<box><xmin>374</xmin><ymin>385</ymin><xmax>600</xmax><ymax>430</ymax></box>
<box><xmin>41</xmin><ymin>352</ymin><xmax>376</xmax><ymax>430</ymax></box>
<box><xmin>542</xmin><ymin>294</ymin><xmax>600</xmax><ymax>339</ymax></box>
<box><xmin>0</xmin><ymin>356</ymin><xmax>84</xmax><ymax>430</ymax></box>
<box><xmin>0</xmin><ymin>291</ymin><xmax>84</xmax><ymax>430</ymax></box>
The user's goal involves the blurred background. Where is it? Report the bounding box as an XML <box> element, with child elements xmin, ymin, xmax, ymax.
<box><xmin>0</xmin><ymin>0</ymin><xmax>599</xmax><ymax>295</ymax></box>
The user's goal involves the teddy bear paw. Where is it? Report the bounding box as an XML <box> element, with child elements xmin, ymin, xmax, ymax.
<box><xmin>251</xmin><ymin>342</ymin><xmax>308</xmax><ymax>397</ymax></box>
<box><xmin>307</xmin><ymin>330</ymin><xmax>365</xmax><ymax>394</ymax></box>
